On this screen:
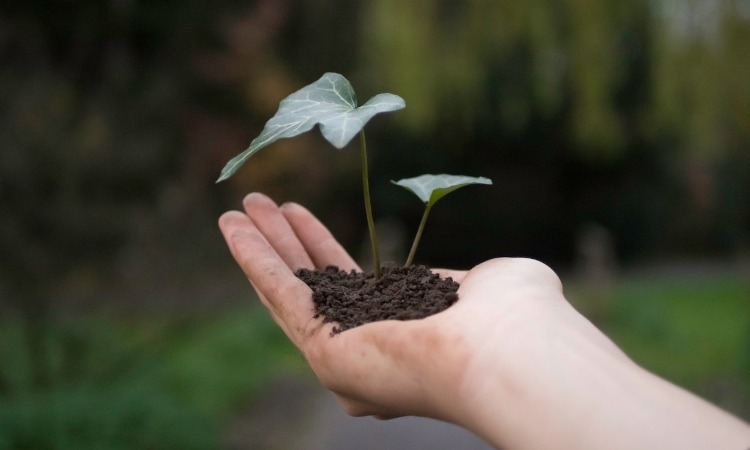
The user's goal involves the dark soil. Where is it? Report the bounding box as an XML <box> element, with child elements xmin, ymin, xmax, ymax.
<box><xmin>295</xmin><ymin>265</ymin><xmax>459</xmax><ymax>334</ymax></box>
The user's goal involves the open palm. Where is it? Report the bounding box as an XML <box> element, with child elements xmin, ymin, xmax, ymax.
<box><xmin>218</xmin><ymin>193</ymin><xmax>620</xmax><ymax>425</ymax></box>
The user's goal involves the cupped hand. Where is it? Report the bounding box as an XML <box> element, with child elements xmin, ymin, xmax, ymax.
<box><xmin>217</xmin><ymin>193</ymin><xmax>621</xmax><ymax>426</ymax></box>
<box><xmin>220</xmin><ymin>193</ymin><xmax>750</xmax><ymax>450</ymax></box>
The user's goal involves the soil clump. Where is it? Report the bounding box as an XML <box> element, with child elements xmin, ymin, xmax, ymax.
<box><xmin>295</xmin><ymin>265</ymin><xmax>459</xmax><ymax>334</ymax></box>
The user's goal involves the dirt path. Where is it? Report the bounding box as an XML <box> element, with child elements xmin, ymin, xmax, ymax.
<box><xmin>226</xmin><ymin>375</ymin><xmax>493</xmax><ymax>450</ymax></box>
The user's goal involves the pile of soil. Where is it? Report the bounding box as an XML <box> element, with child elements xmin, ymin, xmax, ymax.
<box><xmin>295</xmin><ymin>265</ymin><xmax>459</xmax><ymax>334</ymax></box>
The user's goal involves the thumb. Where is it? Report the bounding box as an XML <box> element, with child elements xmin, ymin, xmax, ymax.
<box><xmin>458</xmin><ymin>258</ymin><xmax>563</xmax><ymax>300</ymax></box>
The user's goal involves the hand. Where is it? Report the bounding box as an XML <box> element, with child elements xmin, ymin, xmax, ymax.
<box><xmin>217</xmin><ymin>192</ymin><xmax>620</xmax><ymax>426</ymax></box>
<box><xmin>218</xmin><ymin>192</ymin><xmax>477</xmax><ymax>421</ymax></box>
<box><xmin>219</xmin><ymin>193</ymin><xmax>750</xmax><ymax>449</ymax></box>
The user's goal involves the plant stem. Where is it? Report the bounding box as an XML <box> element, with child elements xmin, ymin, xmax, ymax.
<box><xmin>405</xmin><ymin>203</ymin><xmax>432</xmax><ymax>267</ymax></box>
<box><xmin>360</xmin><ymin>130</ymin><xmax>381</xmax><ymax>277</ymax></box>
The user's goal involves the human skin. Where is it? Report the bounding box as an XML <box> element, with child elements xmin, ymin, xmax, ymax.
<box><xmin>219</xmin><ymin>192</ymin><xmax>750</xmax><ymax>450</ymax></box>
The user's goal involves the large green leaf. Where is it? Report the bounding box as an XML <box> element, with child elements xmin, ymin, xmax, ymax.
<box><xmin>217</xmin><ymin>72</ymin><xmax>405</xmax><ymax>182</ymax></box>
<box><xmin>392</xmin><ymin>174</ymin><xmax>493</xmax><ymax>206</ymax></box>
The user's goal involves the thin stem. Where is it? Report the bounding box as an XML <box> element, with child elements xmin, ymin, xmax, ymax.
<box><xmin>360</xmin><ymin>130</ymin><xmax>381</xmax><ymax>277</ymax></box>
<box><xmin>405</xmin><ymin>203</ymin><xmax>432</xmax><ymax>267</ymax></box>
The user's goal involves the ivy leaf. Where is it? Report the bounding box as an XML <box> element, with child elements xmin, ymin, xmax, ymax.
<box><xmin>392</xmin><ymin>174</ymin><xmax>493</xmax><ymax>206</ymax></box>
<box><xmin>217</xmin><ymin>72</ymin><xmax>405</xmax><ymax>182</ymax></box>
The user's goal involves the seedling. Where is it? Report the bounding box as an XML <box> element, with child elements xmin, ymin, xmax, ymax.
<box><xmin>392</xmin><ymin>174</ymin><xmax>493</xmax><ymax>266</ymax></box>
<box><xmin>216</xmin><ymin>72</ymin><xmax>404</xmax><ymax>277</ymax></box>
<box><xmin>217</xmin><ymin>73</ymin><xmax>493</xmax><ymax>275</ymax></box>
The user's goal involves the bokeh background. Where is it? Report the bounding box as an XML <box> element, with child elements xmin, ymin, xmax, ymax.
<box><xmin>1</xmin><ymin>0</ymin><xmax>749</xmax><ymax>448</ymax></box>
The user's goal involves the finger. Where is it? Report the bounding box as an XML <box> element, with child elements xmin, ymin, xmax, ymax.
<box><xmin>231</xmin><ymin>226</ymin><xmax>322</xmax><ymax>346</ymax></box>
<box><xmin>243</xmin><ymin>193</ymin><xmax>315</xmax><ymax>271</ymax></box>
<box><xmin>460</xmin><ymin>258</ymin><xmax>563</xmax><ymax>297</ymax></box>
<box><xmin>280</xmin><ymin>202</ymin><xmax>360</xmax><ymax>272</ymax></box>
<box><xmin>248</xmin><ymin>279</ymin><xmax>293</xmax><ymax>336</ymax></box>
<box><xmin>219</xmin><ymin>211</ymin><xmax>322</xmax><ymax>346</ymax></box>
<box><xmin>219</xmin><ymin>211</ymin><xmax>295</xmax><ymax>338</ymax></box>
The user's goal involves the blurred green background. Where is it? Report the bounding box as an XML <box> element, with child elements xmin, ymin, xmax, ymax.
<box><xmin>1</xmin><ymin>0</ymin><xmax>749</xmax><ymax>447</ymax></box>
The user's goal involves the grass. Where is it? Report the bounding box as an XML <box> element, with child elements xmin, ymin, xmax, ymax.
<box><xmin>150</xmin><ymin>306</ymin><xmax>304</xmax><ymax>417</ymax></box>
<box><xmin>611</xmin><ymin>277</ymin><xmax>749</xmax><ymax>382</ymax></box>
<box><xmin>0</xmin><ymin>304</ymin><xmax>303</xmax><ymax>449</ymax></box>
<box><xmin>570</xmin><ymin>271</ymin><xmax>750</xmax><ymax>418</ymax></box>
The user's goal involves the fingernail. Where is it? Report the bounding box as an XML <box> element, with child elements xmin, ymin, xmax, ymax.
<box><xmin>243</xmin><ymin>192</ymin><xmax>265</xmax><ymax>203</ymax></box>
<box><xmin>280</xmin><ymin>202</ymin><xmax>300</xmax><ymax>211</ymax></box>
<box><xmin>244</xmin><ymin>193</ymin><xmax>278</xmax><ymax>209</ymax></box>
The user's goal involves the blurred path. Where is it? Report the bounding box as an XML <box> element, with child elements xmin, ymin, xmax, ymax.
<box><xmin>226</xmin><ymin>375</ymin><xmax>493</xmax><ymax>450</ymax></box>
<box><xmin>290</xmin><ymin>390</ymin><xmax>493</xmax><ymax>450</ymax></box>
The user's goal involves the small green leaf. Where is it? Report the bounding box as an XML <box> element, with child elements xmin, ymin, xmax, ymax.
<box><xmin>395</xmin><ymin>174</ymin><xmax>493</xmax><ymax>266</ymax></box>
<box><xmin>392</xmin><ymin>174</ymin><xmax>493</xmax><ymax>206</ymax></box>
<box><xmin>217</xmin><ymin>73</ymin><xmax>405</xmax><ymax>182</ymax></box>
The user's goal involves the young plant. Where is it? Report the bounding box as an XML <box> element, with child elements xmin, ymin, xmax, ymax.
<box><xmin>392</xmin><ymin>174</ymin><xmax>493</xmax><ymax>267</ymax></box>
<box><xmin>216</xmin><ymin>73</ymin><xmax>405</xmax><ymax>277</ymax></box>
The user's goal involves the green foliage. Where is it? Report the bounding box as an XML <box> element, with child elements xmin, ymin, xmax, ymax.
<box><xmin>0</xmin><ymin>307</ymin><xmax>302</xmax><ymax>449</ymax></box>
<box><xmin>217</xmin><ymin>72</ymin><xmax>405</xmax><ymax>182</ymax></box>
<box><xmin>0</xmin><ymin>387</ymin><xmax>217</xmax><ymax>450</ymax></box>
<box><xmin>362</xmin><ymin>0</ymin><xmax>637</xmax><ymax>152</ymax></box>
<box><xmin>362</xmin><ymin>0</ymin><xmax>750</xmax><ymax>160</ymax></box>
<box><xmin>151</xmin><ymin>307</ymin><xmax>303</xmax><ymax>417</ymax></box>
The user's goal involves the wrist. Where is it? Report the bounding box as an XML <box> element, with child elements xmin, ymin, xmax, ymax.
<box><xmin>453</xmin><ymin>299</ymin><xmax>638</xmax><ymax>448</ymax></box>
<box><xmin>452</xmin><ymin>300</ymin><xmax>750</xmax><ymax>449</ymax></box>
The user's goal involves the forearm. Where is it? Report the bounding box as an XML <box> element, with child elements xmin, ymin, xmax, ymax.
<box><xmin>457</xmin><ymin>304</ymin><xmax>750</xmax><ymax>449</ymax></box>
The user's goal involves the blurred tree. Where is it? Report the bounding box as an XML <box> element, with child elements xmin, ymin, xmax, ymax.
<box><xmin>0</xmin><ymin>0</ymin><xmax>229</xmax><ymax>389</ymax></box>
<box><xmin>361</xmin><ymin>0</ymin><xmax>654</xmax><ymax>156</ymax></box>
<box><xmin>650</xmin><ymin>0</ymin><xmax>750</xmax><ymax>158</ymax></box>
<box><xmin>354</xmin><ymin>0</ymin><xmax>750</xmax><ymax>265</ymax></box>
